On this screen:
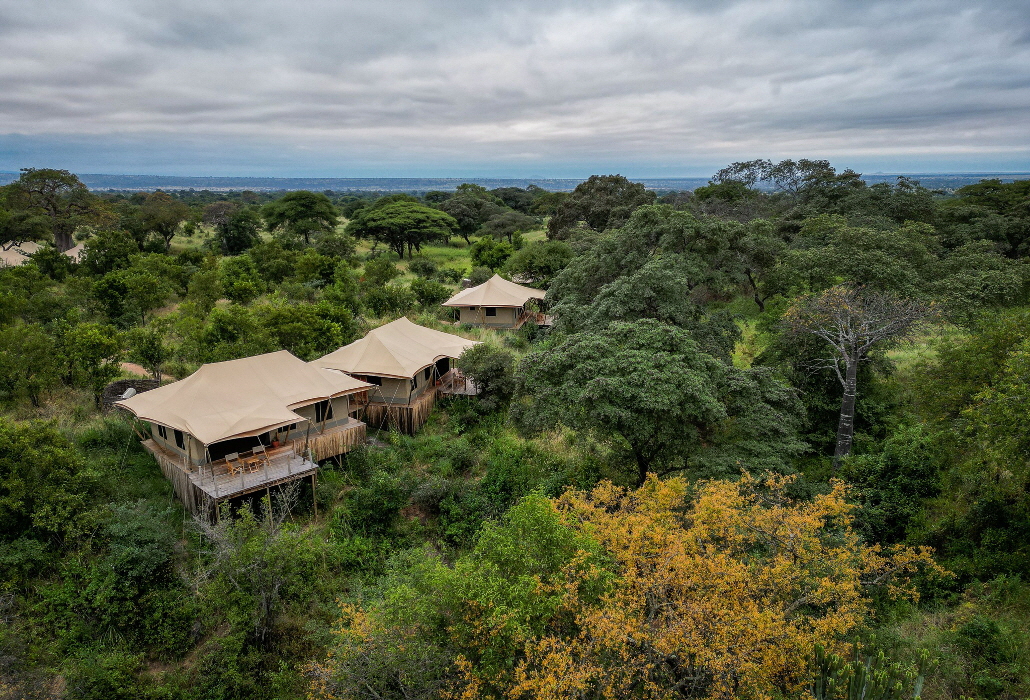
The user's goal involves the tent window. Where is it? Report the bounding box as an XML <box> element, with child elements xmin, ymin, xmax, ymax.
<box><xmin>485</xmin><ymin>307</ymin><xmax>497</xmax><ymax>317</ymax></box>
<box><xmin>173</xmin><ymin>429</ymin><xmax>185</xmax><ymax>450</ymax></box>
<box><xmin>468</xmin><ymin>306</ymin><xmax>476</xmax><ymax>311</ymax></box>
<box><xmin>363</xmin><ymin>375</ymin><xmax>382</xmax><ymax>386</ymax></box>
<box><xmin>315</xmin><ymin>400</ymin><xmax>334</xmax><ymax>423</ymax></box>
<box><xmin>157</xmin><ymin>425</ymin><xmax>167</xmax><ymax>440</ymax></box>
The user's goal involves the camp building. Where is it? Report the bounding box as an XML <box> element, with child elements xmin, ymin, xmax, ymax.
<box><xmin>115</xmin><ymin>350</ymin><xmax>372</xmax><ymax>515</ymax></box>
<box><xmin>313</xmin><ymin>317</ymin><xmax>479</xmax><ymax>433</ymax></box>
<box><xmin>442</xmin><ymin>274</ymin><xmax>547</xmax><ymax>329</ymax></box>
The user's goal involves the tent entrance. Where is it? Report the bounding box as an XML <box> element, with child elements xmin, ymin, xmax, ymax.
<box><xmin>209</xmin><ymin>434</ymin><xmax>270</xmax><ymax>462</ymax></box>
<box><xmin>435</xmin><ymin>357</ymin><xmax>450</xmax><ymax>379</ymax></box>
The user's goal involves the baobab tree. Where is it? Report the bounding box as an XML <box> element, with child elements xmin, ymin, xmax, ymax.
<box><xmin>783</xmin><ymin>285</ymin><xmax>933</xmax><ymax>470</ymax></box>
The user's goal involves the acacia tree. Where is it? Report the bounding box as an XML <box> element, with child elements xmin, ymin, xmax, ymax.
<box><xmin>783</xmin><ymin>285</ymin><xmax>933</xmax><ymax>469</ymax></box>
<box><xmin>345</xmin><ymin>202</ymin><xmax>457</xmax><ymax>258</ymax></box>
<box><xmin>261</xmin><ymin>190</ymin><xmax>339</xmax><ymax>245</ymax></box>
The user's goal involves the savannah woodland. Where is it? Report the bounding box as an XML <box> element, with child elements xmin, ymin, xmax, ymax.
<box><xmin>0</xmin><ymin>162</ymin><xmax>1029</xmax><ymax>699</ymax></box>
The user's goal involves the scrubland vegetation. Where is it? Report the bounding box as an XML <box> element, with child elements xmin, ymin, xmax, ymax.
<box><xmin>1</xmin><ymin>163</ymin><xmax>1029</xmax><ymax>699</ymax></box>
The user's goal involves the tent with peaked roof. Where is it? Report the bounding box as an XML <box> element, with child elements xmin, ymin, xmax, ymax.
<box><xmin>0</xmin><ymin>241</ymin><xmax>86</xmax><ymax>267</ymax></box>
<box><xmin>313</xmin><ymin>317</ymin><xmax>481</xmax><ymax>432</ymax></box>
<box><xmin>115</xmin><ymin>350</ymin><xmax>371</xmax><ymax>447</ymax></box>
<box><xmin>313</xmin><ymin>317</ymin><xmax>479</xmax><ymax>380</ymax></box>
<box><xmin>443</xmin><ymin>274</ymin><xmax>545</xmax><ymax>309</ymax></box>
<box><xmin>442</xmin><ymin>274</ymin><xmax>545</xmax><ymax>327</ymax></box>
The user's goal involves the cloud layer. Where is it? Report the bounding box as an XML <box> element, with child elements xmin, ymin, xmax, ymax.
<box><xmin>1</xmin><ymin>0</ymin><xmax>1028</xmax><ymax>175</ymax></box>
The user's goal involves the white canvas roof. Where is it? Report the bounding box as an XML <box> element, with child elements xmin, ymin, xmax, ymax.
<box><xmin>0</xmin><ymin>242</ymin><xmax>41</xmax><ymax>267</ymax></box>
<box><xmin>442</xmin><ymin>274</ymin><xmax>545</xmax><ymax>308</ymax></box>
<box><xmin>115</xmin><ymin>350</ymin><xmax>372</xmax><ymax>446</ymax></box>
<box><xmin>0</xmin><ymin>242</ymin><xmax>86</xmax><ymax>267</ymax></box>
<box><xmin>313</xmin><ymin>317</ymin><xmax>480</xmax><ymax>379</ymax></box>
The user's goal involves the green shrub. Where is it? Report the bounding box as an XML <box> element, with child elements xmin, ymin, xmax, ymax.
<box><xmin>64</xmin><ymin>649</ymin><xmax>149</xmax><ymax>700</ymax></box>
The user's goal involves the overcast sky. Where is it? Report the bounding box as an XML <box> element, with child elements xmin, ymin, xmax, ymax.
<box><xmin>1</xmin><ymin>0</ymin><xmax>1028</xmax><ymax>177</ymax></box>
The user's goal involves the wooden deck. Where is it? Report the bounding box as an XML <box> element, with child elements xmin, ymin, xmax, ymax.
<box><xmin>439</xmin><ymin>369</ymin><xmax>478</xmax><ymax>397</ymax></box>
<box><xmin>143</xmin><ymin>439</ymin><xmax>317</xmax><ymax>515</ymax></box>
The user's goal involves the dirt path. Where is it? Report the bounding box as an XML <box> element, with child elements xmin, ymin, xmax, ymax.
<box><xmin>120</xmin><ymin>362</ymin><xmax>169</xmax><ymax>381</ymax></box>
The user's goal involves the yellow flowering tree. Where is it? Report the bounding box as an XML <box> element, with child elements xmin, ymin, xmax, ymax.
<box><xmin>311</xmin><ymin>475</ymin><xmax>944</xmax><ymax>700</ymax></box>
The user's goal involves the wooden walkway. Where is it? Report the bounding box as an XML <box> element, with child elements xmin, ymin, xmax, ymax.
<box><xmin>143</xmin><ymin>439</ymin><xmax>317</xmax><ymax>515</ymax></box>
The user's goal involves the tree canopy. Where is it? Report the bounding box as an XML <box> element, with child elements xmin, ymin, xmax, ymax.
<box><xmin>514</xmin><ymin>319</ymin><xmax>803</xmax><ymax>485</ymax></box>
<box><xmin>346</xmin><ymin>201</ymin><xmax>458</xmax><ymax>258</ymax></box>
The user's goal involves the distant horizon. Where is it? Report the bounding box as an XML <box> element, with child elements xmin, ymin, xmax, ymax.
<box><xmin>4</xmin><ymin>169</ymin><xmax>1030</xmax><ymax>178</ymax></box>
<box><xmin>3</xmin><ymin>169</ymin><xmax>1025</xmax><ymax>194</ymax></box>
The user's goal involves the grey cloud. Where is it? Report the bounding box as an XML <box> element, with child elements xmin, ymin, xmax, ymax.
<box><xmin>0</xmin><ymin>0</ymin><xmax>1027</xmax><ymax>175</ymax></box>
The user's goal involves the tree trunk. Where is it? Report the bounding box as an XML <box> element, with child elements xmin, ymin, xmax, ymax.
<box><xmin>53</xmin><ymin>229</ymin><xmax>74</xmax><ymax>252</ymax></box>
<box><xmin>744</xmin><ymin>268</ymin><xmax>765</xmax><ymax>312</ymax></box>
<box><xmin>633</xmin><ymin>447</ymin><xmax>649</xmax><ymax>487</ymax></box>
<box><xmin>832</xmin><ymin>356</ymin><xmax>859</xmax><ymax>473</ymax></box>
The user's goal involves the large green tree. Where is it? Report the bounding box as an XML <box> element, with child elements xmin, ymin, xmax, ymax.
<box><xmin>5</xmin><ymin>169</ymin><xmax>106</xmax><ymax>251</ymax></box>
<box><xmin>346</xmin><ymin>202</ymin><xmax>457</xmax><ymax>258</ymax></box>
<box><xmin>438</xmin><ymin>187</ymin><xmax>505</xmax><ymax>244</ymax></box>
<box><xmin>62</xmin><ymin>322</ymin><xmax>122</xmax><ymax>406</ymax></box>
<box><xmin>547</xmin><ymin>205</ymin><xmax>746</xmax><ymax>333</ymax></box>
<box><xmin>513</xmin><ymin>319</ymin><xmax>803</xmax><ymax>485</ymax></box>
<box><xmin>204</xmin><ymin>203</ymin><xmax>261</xmax><ymax>254</ymax></box>
<box><xmin>547</xmin><ymin>174</ymin><xmax>655</xmax><ymax>240</ymax></box>
<box><xmin>261</xmin><ymin>191</ymin><xmax>339</xmax><ymax>246</ymax></box>
<box><xmin>501</xmin><ymin>240</ymin><xmax>573</xmax><ymax>289</ymax></box>
<box><xmin>139</xmin><ymin>191</ymin><xmax>190</xmax><ymax>250</ymax></box>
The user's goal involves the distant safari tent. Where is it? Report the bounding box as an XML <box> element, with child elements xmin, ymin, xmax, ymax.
<box><xmin>115</xmin><ymin>351</ymin><xmax>372</xmax><ymax>516</ymax></box>
<box><xmin>313</xmin><ymin>317</ymin><xmax>479</xmax><ymax>434</ymax></box>
<box><xmin>0</xmin><ymin>241</ymin><xmax>84</xmax><ymax>267</ymax></box>
<box><xmin>442</xmin><ymin>274</ymin><xmax>548</xmax><ymax>329</ymax></box>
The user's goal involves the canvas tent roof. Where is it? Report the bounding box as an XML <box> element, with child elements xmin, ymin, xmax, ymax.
<box><xmin>442</xmin><ymin>274</ymin><xmax>546</xmax><ymax>308</ymax></box>
<box><xmin>115</xmin><ymin>350</ymin><xmax>372</xmax><ymax>446</ymax></box>
<box><xmin>0</xmin><ymin>242</ymin><xmax>86</xmax><ymax>267</ymax></box>
<box><xmin>0</xmin><ymin>242</ymin><xmax>41</xmax><ymax>267</ymax></box>
<box><xmin>313</xmin><ymin>317</ymin><xmax>480</xmax><ymax>379</ymax></box>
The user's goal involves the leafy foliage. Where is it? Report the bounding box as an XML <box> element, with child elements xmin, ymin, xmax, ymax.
<box><xmin>514</xmin><ymin>319</ymin><xmax>804</xmax><ymax>484</ymax></box>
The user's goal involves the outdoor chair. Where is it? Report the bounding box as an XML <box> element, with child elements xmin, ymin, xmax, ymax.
<box><xmin>247</xmin><ymin>444</ymin><xmax>271</xmax><ymax>473</ymax></box>
<box><xmin>225</xmin><ymin>452</ymin><xmax>245</xmax><ymax>476</ymax></box>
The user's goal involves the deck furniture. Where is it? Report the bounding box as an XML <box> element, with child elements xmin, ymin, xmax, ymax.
<box><xmin>225</xmin><ymin>452</ymin><xmax>245</xmax><ymax>476</ymax></box>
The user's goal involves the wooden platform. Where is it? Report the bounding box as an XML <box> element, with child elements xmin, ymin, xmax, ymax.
<box><xmin>439</xmin><ymin>369</ymin><xmax>478</xmax><ymax>397</ymax></box>
<box><xmin>510</xmin><ymin>311</ymin><xmax>553</xmax><ymax>329</ymax></box>
<box><xmin>143</xmin><ymin>439</ymin><xmax>317</xmax><ymax>515</ymax></box>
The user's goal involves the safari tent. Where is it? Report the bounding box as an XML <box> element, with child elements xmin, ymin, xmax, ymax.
<box><xmin>442</xmin><ymin>274</ymin><xmax>547</xmax><ymax>329</ymax></box>
<box><xmin>0</xmin><ymin>241</ymin><xmax>84</xmax><ymax>267</ymax></box>
<box><xmin>313</xmin><ymin>317</ymin><xmax>480</xmax><ymax>433</ymax></box>
<box><xmin>115</xmin><ymin>350</ymin><xmax>372</xmax><ymax>514</ymax></box>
